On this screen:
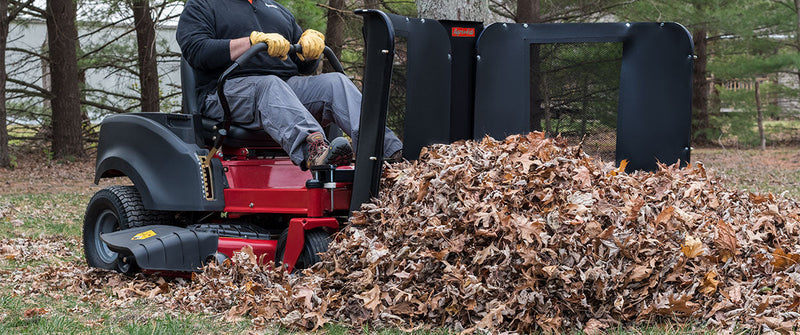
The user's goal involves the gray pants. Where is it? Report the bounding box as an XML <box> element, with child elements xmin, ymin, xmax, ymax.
<box><xmin>203</xmin><ymin>73</ymin><xmax>403</xmax><ymax>165</ymax></box>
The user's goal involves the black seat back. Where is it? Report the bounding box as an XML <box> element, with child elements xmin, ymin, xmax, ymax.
<box><xmin>180</xmin><ymin>57</ymin><xmax>200</xmax><ymax>115</ymax></box>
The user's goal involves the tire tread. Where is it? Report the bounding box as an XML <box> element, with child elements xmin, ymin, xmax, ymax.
<box><xmin>104</xmin><ymin>186</ymin><xmax>171</xmax><ymax>228</ymax></box>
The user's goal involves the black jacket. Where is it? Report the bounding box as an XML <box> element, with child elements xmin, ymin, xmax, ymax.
<box><xmin>176</xmin><ymin>0</ymin><xmax>318</xmax><ymax>101</ymax></box>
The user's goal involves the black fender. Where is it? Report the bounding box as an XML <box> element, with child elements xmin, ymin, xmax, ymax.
<box><xmin>95</xmin><ymin>113</ymin><xmax>225</xmax><ymax>211</ymax></box>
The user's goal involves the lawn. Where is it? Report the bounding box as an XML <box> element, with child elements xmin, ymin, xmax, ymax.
<box><xmin>692</xmin><ymin>147</ymin><xmax>800</xmax><ymax>199</ymax></box>
<box><xmin>0</xmin><ymin>146</ymin><xmax>796</xmax><ymax>333</ymax></box>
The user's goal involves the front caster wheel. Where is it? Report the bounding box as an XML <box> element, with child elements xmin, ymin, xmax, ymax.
<box><xmin>274</xmin><ymin>228</ymin><xmax>331</xmax><ymax>272</ymax></box>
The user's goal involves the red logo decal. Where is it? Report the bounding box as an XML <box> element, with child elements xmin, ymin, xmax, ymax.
<box><xmin>452</xmin><ymin>27</ymin><xmax>475</xmax><ymax>37</ymax></box>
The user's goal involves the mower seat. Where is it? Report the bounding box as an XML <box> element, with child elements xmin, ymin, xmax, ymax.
<box><xmin>199</xmin><ymin>117</ymin><xmax>281</xmax><ymax>148</ymax></box>
<box><xmin>181</xmin><ymin>58</ymin><xmax>281</xmax><ymax>149</ymax></box>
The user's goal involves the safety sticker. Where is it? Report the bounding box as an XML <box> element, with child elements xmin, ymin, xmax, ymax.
<box><xmin>131</xmin><ymin>230</ymin><xmax>157</xmax><ymax>240</ymax></box>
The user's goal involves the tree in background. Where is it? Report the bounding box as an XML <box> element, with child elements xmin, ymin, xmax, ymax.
<box><xmin>47</xmin><ymin>0</ymin><xmax>83</xmax><ymax>158</ymax></box>
<box><xmin>130</xmin><ymin>0</ymin><xmax>159</xmax><ymax>114</ymax></box>
<box><xmin>0</xmin><ymin>0</ymin><xmax>8</xmax><ymax>167</ymax></box>
<box><xmin>0</xmin><ymin>0</ymin><xmax>32</xmax><ymax>167</ymax></box>
<box><xmin>417</xmin><ymin>0</ymin><xmax>491</xmax><ymax>21</ymax></box>
<box><xmin>325</xmin><ymin>0</ymin><xmax>345</xmax><ymax>69</ymax></box>
<box><xmin>706</xmin><ymin>0</ymin><xmax>797</xmax><ymax>146</ymax></box>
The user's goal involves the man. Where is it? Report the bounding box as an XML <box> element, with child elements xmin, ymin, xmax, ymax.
<box><xmin>176</xmin><ymin>0</ymin><xmax>403</xmax><ymax>169</ymax></box>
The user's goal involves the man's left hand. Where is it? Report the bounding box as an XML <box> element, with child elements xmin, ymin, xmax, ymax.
<box><xmin>297</xmin><ymin>29</ymin><xmax>325</xmax><ymax>61</ymax></box>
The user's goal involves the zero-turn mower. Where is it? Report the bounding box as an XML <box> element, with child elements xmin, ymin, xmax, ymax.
<box><xmin>83</xmin><ymin>10</ymin><xmax>694</xmax><ymax>274</ymax></box>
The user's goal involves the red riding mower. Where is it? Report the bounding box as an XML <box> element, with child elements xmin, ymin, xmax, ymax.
<box><xmin>83</xmin><ymin>42</ymin><xmax>353</xmax><ymax>274</ymax></box>
<box><xmin>83</xmin><ymin>10</ymin><xmax>694</xmax><ymax>274</ymax></box>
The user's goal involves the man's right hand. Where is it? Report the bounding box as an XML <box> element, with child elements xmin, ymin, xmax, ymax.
<box><xmin>249</xmin><ymin>31</ymin><xmax>290</xmax><ymax>60</ymax></box>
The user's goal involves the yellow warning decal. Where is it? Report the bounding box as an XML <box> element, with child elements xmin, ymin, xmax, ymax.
<box><xmin>131</xmin><ymin>230</ymin><xmax>157</xmax><ymax>240</ymax></box>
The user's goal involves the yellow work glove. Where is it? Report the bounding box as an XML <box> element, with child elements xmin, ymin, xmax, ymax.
<box><xmin>297</xmin><ymin>29</ymin><xmax>325</xmax><ymax>61</ymax></box>
<box><xmin>249</xmin><ymin>31</ymin><xmax>290</xmax><ymax>60</ymax></box>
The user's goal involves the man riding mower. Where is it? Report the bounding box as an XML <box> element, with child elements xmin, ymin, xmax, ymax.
<box><xmin>83</xmin><ymin>1</ymin><xmax>401</xmax><ymax>274</ymax></box>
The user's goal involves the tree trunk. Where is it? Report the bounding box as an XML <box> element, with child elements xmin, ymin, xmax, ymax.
<box><xmin>0</xmin><ymin>0</ymin><xmax>9</xmax><ymax>167</ymax></box>
<box><xmin>517</xmin><ymin>0</ymin><xmax>542</xmax><ymax>131</ymax></box>
<box><xmin>363</xmin><ymin>0</ymin><xmax>378</xmax><ymax>9</ymax></box>
<box><xmin>417</xmin><ymin>0</ymin><xmax>489</xmax><ymax>21</ymax></box>
<box><xmin>47</xmin><ymin>0</ymin><xmax>83</xmax><ymax>158</ymax></box>
<box><xmin>42</xmin><ymin>36</ymin><xmax>51</xmax><ymax>112</ymax></box>
<box><xmin>131</xmin><ymin>0</ymin><xmax>160</xmax><ymax>114</ymax></box>
<box><xmin>795</xmin><ymin>0</ymin><xmax>800</xmax><ymax>84</ymax></box>
<box><xmin>755</xmin><ymin>80</ymin><xmax>765</xmax><ymax>150</ymax></box>
<box><xmin>324</xmin><ymin>0</ymin><xmax>345</xmax><ymax>72</ymax></box>
<box><xmin>691</xmin><ymin>28</ymin><xmax>710</xmax><ymax>144</ymax></box>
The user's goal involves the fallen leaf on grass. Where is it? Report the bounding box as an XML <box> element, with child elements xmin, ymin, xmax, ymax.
<box><xmin>583</xmin><ymin>318</ymin><xmax>609</xmax><ymax>335</ymax></box>
<box><xmin>23</xmin><ymin>308</ymin><xmax>48</xmax><ymax>318</ymax></box>
<box><xmin>84</xmin><ymin>319</ymin><xmax>104</xmax><ymax>328</ymax></box>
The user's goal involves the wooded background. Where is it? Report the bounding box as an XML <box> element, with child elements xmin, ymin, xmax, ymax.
<box><xmin>1</xmin><ymin>0</ymin><xmax>799</xmax><ymax>167</ymax></box>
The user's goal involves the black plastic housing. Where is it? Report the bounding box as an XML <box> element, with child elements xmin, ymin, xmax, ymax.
<box><xmin>94</xmin><ymin>113</ymin><xmax>226</xmax><ymax>211</ymax></box>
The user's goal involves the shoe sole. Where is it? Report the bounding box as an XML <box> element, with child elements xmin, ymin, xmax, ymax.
<box><xmin>326</xmin><ymin>138</ymin><xmax>353</xmax><ymax>166</ymax></box>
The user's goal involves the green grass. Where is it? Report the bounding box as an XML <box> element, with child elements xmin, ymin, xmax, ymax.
<box><xmin>0</xmin><ymin>294</ymin><xmax>251</xmax><ymax>334</ymax></box>
<box><xmin>0</xmin><ymin>192</ymin><xmax>91</xmax><ymax>238</ymax></box>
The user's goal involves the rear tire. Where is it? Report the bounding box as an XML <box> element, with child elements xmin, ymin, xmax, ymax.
<box><xmin>83</xmin><ymin>186</ymin><xmax>170</xmax><ymax>271</ymax></box>
<box><xmin>274</xmin><ymin>228</ymin><xmax>331</xmax><ymax>271</ymax></box>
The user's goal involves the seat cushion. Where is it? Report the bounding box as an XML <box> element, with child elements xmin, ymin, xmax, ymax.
<box><xmin>200</xmin><ymin>117</ymin><xmax>281</xmax><ymax>148</ymax></box>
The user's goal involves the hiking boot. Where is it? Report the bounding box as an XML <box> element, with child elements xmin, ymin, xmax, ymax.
<box><xmin>326</xmin><ymin>137</ymin><xmax>354</xmax><ymax>166</ymax></box>
<box><xmin>305</xmin><ymin>132</ymin><xmax>353</xmax><ymax>169</ymax></box>
<box><xmin>305</xmin><ymin>132</ymin><xmax>329</xmax><ymax>168</ymax></box>
<box><xmin>385</xmin><ymin>149</ymin><xmax>403</xmax><ymax>163</ymax></box>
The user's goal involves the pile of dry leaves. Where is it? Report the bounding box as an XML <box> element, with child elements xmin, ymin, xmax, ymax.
<box><xmin>167</xmin><ymin>132</ymin><xmax>800</xmax><ymax>333</ymax></box>
<box><xmin>7</xmin><ymin>132</ymin><xmax>799</xmax><ymax>332</ymax></box>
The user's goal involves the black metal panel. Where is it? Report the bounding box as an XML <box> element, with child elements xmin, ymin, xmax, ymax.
<box><xmin>95</xmin><ymin>113</ymin><xmax>226</xmax><ymax>211</ymax></box>
<box><xmin>439</xmin><ymin>20</ymin><xmax>484</xmax><ymax>142</ymax></box>
<box><xmin>350</xmin><ymin>9</ymin><xmax>395</xmax><ymax>213</ymax></box>
<box><xmin>386</xmin><ymin>14</ymin><xmax>452</xmax><ymax>160</ymax></box>
<box><xmin>617</xmin><ymin>23</ymin><xmax>693</xmax><ymax>171</ymax></box>
<box><xmin>474</xmin><ymin>22</ymin><xmax>693</xmax><ymax>171</ymax></box>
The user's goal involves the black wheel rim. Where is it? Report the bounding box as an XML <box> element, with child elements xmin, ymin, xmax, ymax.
<box><xmin>94</xmin><ymin>209</ymin><xmax>119</xmax><ymax>264</ymax></box>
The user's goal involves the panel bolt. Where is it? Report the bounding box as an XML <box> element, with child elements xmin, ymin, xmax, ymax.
<box><xmin>660</xmin><ymin>22</ymin><xmax>665</xmax><ymax>27</ymax></box>
<box><xmin>369</xmin><ymin>156</ymin><xmax>377</xmax><ymax>161</ymax></box>
<box><xmin>477</xmin><ymin>55</ymin><xmax>481</xmax><ymax>61</ymax></box>
<box><xmin>421</xmin><ymin>18</ymin><xmax>425</xmax><ymax>23</ymax></box>
<box><xmin>626</xmin><ymin>23</ymin><xmax>631</xmax><ymax>27</ymax></box>
<box><xmin>523</xmin><ymin>23</ymin><xmax>529</xmax><ymax>28</ymax></box>
<box><xmin>249</xmin><ymin>203</ymin><xmax>254</xmax><ymax>208</ymax></box>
